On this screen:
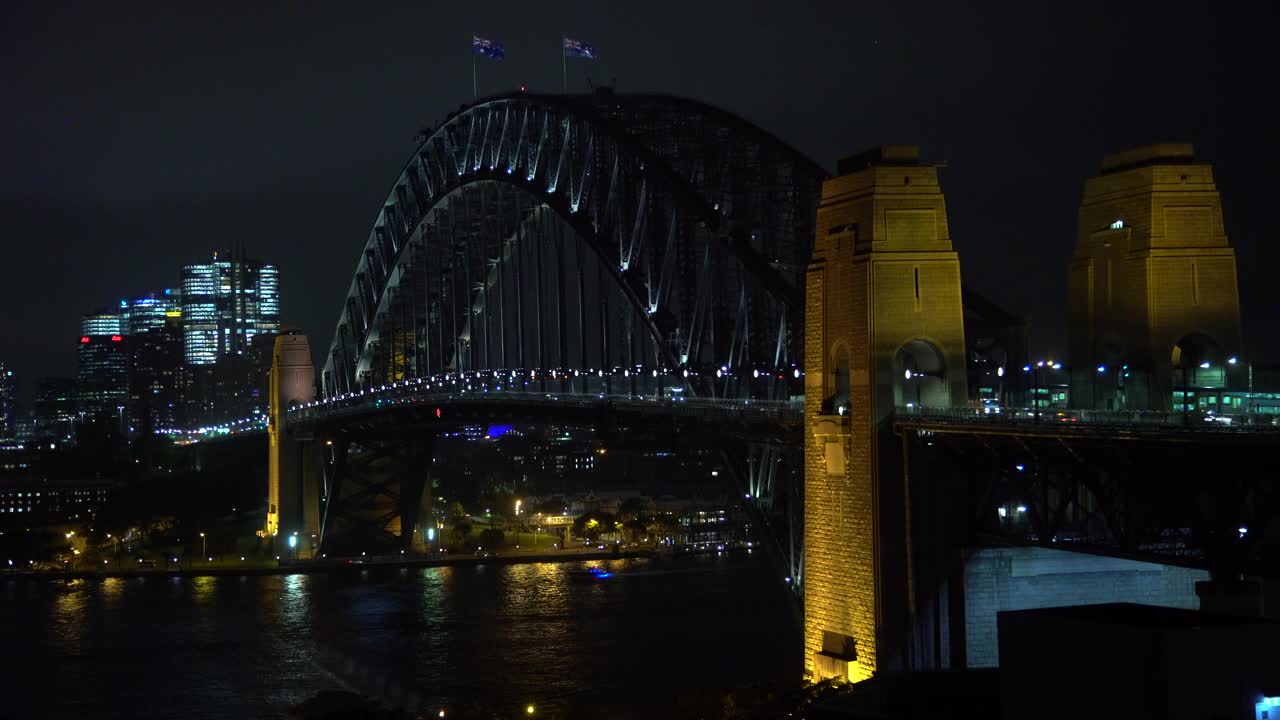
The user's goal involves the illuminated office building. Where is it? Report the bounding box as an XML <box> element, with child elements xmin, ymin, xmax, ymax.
<box><xmin>181</xmin><ymin>246</ymin><xmax>280</xmax><ymax>366</ymax></box>
<box><xmin>121</xmin><ymin>289</ymin><xmax>181</xmax><ymax>336</ymax></box>
<box><xmin>76</xmin><ymin>310</ymin><xmax>129</xmax><ymax>421</ymax></box>
<box><xmin>33</xmin><ymin>377</ymin><xmax>77</xmax><ymax>440</ymax></box>
<box><xmin>129</xmin><ymin>313</ymin><xmax>186</xmax><ymax>434</ymax></box>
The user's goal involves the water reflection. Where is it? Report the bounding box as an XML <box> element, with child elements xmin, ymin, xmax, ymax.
<box><xmin>100</xmin><ymin>576</ymin><xmax>124</xmax><ymax>605</ymax></box>
<box><xmin>4</xmin><ymin>554</ymin><xmax>799</xmax><ymax>719</ymax></box>
<box><xmin>192</xmin><ymin>575</ymin><xmax>217</xmax><ymax>604</ymax></box>
<box><xmin>50</xmin><ymin>579</ymin><xmax>89</xmax><ymax>655</ymax></box>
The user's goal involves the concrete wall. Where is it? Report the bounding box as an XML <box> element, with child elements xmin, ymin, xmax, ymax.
<box><xmin>963</xmin><ymin>546</ymin><xmax>1208</xmax><ymax>667</ymax></box>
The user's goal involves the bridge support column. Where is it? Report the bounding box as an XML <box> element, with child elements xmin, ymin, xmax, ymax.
<box><xmin>267</xmin><ymin>333</ymin><xmax>319</xmax><ymax>558</ymax></box>
<box><xmin>804</xmin><ymin>147</ymin><xmax>968</xmax><ymax>682</ymax></box>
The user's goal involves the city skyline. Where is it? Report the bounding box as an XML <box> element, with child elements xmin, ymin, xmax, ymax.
<box><xmin>1</xmin><ymin>2</ymin><xmax>1275</xmax><ymax>394</ymax></box>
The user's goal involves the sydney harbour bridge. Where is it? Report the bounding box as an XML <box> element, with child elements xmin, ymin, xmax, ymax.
<box><xmin>321</xmin><ymin>91</ymin><xmax>823</xmax><ymax>401</ymax></box>
<box><xmin>226</xmin><ymin>89</ymin><xmax>1277</xmax><ymax>680</ymax></box>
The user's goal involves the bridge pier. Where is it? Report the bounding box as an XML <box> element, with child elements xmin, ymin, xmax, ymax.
<box><xmin>267</xmin><ymin>333</ymin><xmax>320</xmax><ymax>558</ymax></box>
<box><xmin>804</xmin><ymin>146</ymin><xmax>968</xmax><ymax>682</ymax></box>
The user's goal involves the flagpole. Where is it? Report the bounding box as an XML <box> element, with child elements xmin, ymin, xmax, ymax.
<box><xmin>561</xmin><ymin>38</ymin><xmax>567</xmax><ymax>93</ymax></box>
<box><xmin>472</xmin><ymin>52</ymin><xmax>477</xmax><ymax>102</ymax></box>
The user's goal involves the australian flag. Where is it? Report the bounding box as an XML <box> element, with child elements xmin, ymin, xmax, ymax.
<box><xmin>472</xmin><ymin>36</ymin><xmax>505</xmax><ymax>60</ymax></box>
<box><xmin>563</xmin><ymin>37</ymin><xmax>596</xmax><ymax>59</ymax></box>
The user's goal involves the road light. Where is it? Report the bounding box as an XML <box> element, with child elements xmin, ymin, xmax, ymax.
<box><xmin>200</xmin><ymin>532</ymin><xmax>207</xmax><ymax>561</ymax></box>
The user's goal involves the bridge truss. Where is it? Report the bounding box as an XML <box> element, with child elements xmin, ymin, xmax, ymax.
<box><xmin>321</xmin><ymin>91</ymin><xmax>827</xmax><ymax>402</ymax></box>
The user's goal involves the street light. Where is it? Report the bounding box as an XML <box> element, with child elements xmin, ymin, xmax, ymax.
<box><xmin>200</xmin><ymin>532</ymin><xmax>207</xmax><ymax>561</ymax></box>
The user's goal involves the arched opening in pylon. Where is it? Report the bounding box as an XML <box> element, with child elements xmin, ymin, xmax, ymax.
<box><xmin>1171</xmin><ymin>332</ymin><xmax>1226</xmax><ymax>411</ymax></box>
<box><xmin>894</xmin><ymin>339</ymin><xmax>948</xmax><ymax>409</ymax></box>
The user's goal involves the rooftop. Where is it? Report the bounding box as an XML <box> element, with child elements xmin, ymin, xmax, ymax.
<box><xmin>1100</xmin><ymin>143</ymin><xmax>1197</xmax><ymax>174</ymax></box>
<box><xmin>837</xmin><ymin>145</ymin><xmax>921</xmax><ymax>174</ymax></box>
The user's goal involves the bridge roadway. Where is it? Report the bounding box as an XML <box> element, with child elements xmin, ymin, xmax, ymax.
<box><xmin>894</xmin><ymin>406</ymin><xmax>1279</xmax><ymax>443</ymax></box>
<box><xmin>181</xmin><ymin>369</ymin><xmax>1278</xmax><ymax>443</ymax></box>
<box><xmin>287</xmin><ymin>375</ymin><xmax>804</xmax><ymax>432</ymax></box>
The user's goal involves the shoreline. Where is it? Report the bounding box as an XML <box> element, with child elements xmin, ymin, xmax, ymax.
<box><xmin>0</xmin><ymin>547</ymin><xmax>697</xmax><ymax>582</ymax></box>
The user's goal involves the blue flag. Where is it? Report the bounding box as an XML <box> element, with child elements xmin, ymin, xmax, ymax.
<box><xmin>472</xmin><ymin>36</ymin><xmax>505</xmax><ymax>60</ymax></box>
<box><xmin>563</xmin><ymin>37</ymin><xmax>596</xmax><ymax>59</ymax></box>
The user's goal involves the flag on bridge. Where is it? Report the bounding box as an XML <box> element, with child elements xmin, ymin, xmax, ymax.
<box><xmin>563</xmin><ymin>37</ymin><xmax>596</xmax><ymax>59</ymax></box>
<box><xmin>472</xmin><ymin>35</ymin><xmax>505</xmax><ymax>60</ymax></box>
<box><xmin>471</xmin><ymin>36</ymin><xmax>504</xmax><ymax>101</ymax></box>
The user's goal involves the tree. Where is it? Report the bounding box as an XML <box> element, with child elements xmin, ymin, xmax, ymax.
<box><xmin>647</xmin><ymin>513</ymin><xmax>683</xmax><ymax>544</ymax></box>
<box><xmin>476</xmin><ymin>528</ymin><xmax>505</xmax><ymax>550</ymax></box>
<box><xmin>449</xmin><ymin>519</ymin><xmax>472</xmax><ymax>547</ymax></box>
<box><xmin>573</xmin><ymin>512</ymin><xmax>616</xmax><ymax>542</ymax></box>
<box><xmin>622</xmin><ymin>518</ymin><xmax>649</xmax><ymax>544</ymax></box>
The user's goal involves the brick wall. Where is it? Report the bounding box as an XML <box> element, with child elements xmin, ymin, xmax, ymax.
<box><xmin>963</xmin><ymin>546</ymin><xmax>1208</xmax><ymax>667</ymax></box>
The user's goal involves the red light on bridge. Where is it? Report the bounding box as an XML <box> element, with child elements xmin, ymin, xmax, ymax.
<box><xmin>79</xmin><ymin>336</ymin><xmax>90</xmax><ymax>343</ymax></box>
<box><xmin>110</xmin><ymin>335</ymin><xmax>123</xmax><ymax>342</ymax></box>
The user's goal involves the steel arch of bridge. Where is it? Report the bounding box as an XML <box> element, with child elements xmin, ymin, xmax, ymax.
<box><xmin>321</xmin><ymin>92</ymin><xmax>827</xmax><ymax>401</ymax></box>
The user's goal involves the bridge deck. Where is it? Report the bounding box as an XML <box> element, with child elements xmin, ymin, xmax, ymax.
<box><xmin>894</xmin><ymin>407</ymin><xmax>1278</xmax><ymax>443</ymax></box>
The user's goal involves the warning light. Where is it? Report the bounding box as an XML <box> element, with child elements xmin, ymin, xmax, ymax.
<box><xmin>80</xmin><ymin>336</ymin><xmax>90</xmax><ymax>343</ymax></box>
<box><xmin>436</xmin><ymin>407</ymin><xmax>442</xmax><ymax>418</ymax></box>
<box><xmin>519</xmin><ymin>84</ymin><xmax>526</xmax><ymax>92</ymax></box>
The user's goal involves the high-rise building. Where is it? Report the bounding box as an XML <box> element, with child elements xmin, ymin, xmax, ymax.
<box><xmin>121</xmin><ymin>289</ymin><xmax>181</xmax><ymax>336</ymax></box>
<box><xmin>0</xmin><ymin>362</ymin><xmax>14</xmax><ymax>439</ymax></box>
<box><xmin>181</xmin><ymin>246</ymin><xmax>280</xmax><ymax>366</ymax></box>
<box><xmin>33</xmin><ymin>377</ymin><xmax>77</xmax><ymax>440</ymax></box>
<box><xmin>76</xmin><ymin>310</ymin><xmax>130</xmax><ymax>423</ymax></box>
<box><xmin>129</xmin><ymin>313</ymin><xmax>187</xmax><ymax>434</ymax></box>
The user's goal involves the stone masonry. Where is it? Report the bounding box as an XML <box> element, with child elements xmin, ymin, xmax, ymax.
<box><xmin>804</xmin><ymin>146</ymin><xmax>968</xmax><ymax>680</ymax></box>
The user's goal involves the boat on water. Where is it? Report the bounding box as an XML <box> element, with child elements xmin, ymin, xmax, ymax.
<box><xmin>568</xmin><ymin>566</ymin><xmax>613</xmax><ymax>581</ymax></box>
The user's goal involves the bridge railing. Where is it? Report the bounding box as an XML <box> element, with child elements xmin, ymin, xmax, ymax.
<box><xmin>285</xmin><ymin>376</ymin><xmax>804</xmax><ymax>425</ymax></box>
<box><xmin>894</xmin><ymin>405</ymin><xmax>1279</xmax><ymax>432</ymax></box>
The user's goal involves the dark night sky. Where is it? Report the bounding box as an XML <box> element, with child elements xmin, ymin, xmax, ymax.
<box><xmin>1</xmin><ymin>2</ymin><xmax>1274</xmax><ymax>400</ymax></box>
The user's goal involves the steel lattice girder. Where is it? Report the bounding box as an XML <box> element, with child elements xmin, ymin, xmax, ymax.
<box><xmin>321</xmin><ymin>93</ymin><xmax>827</xmax><ymax>400</ymax></box>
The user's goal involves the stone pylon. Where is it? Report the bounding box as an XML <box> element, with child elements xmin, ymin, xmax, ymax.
<box><xmin>804</xmin><ymin>146</ymin><xmax>968</xmax><ymax>681</ymax></box>
<box><xmin>1068</xmin><ymin>144</ymin><xmax>1243</xmax><ymax>411</ymax></box>
<box><xmin>267</xmin><ymin>332</ymin><xmax>320</xmax><ymax>556</ymax></box>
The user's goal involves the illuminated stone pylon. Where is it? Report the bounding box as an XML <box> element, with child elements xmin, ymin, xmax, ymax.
<box><xmin>267</xmin><ymin>333</ymin><xmax>320</xmax><ymax>556</ymax></box>
<box><xmin>804</xmin><ymin>146</ymin><xmax>968</xmax><ymax>681</ymax></box>
<box><xmin>1068</xmin><ymin>144</ymin><xmax>1243</xmax><ymax>411</ymax></box>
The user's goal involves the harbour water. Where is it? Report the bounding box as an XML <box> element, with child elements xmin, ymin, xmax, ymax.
<box><xmin>1</xmin><ymin>553</ymin><xmax>799</xmax><ymax>719</ymax></box>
